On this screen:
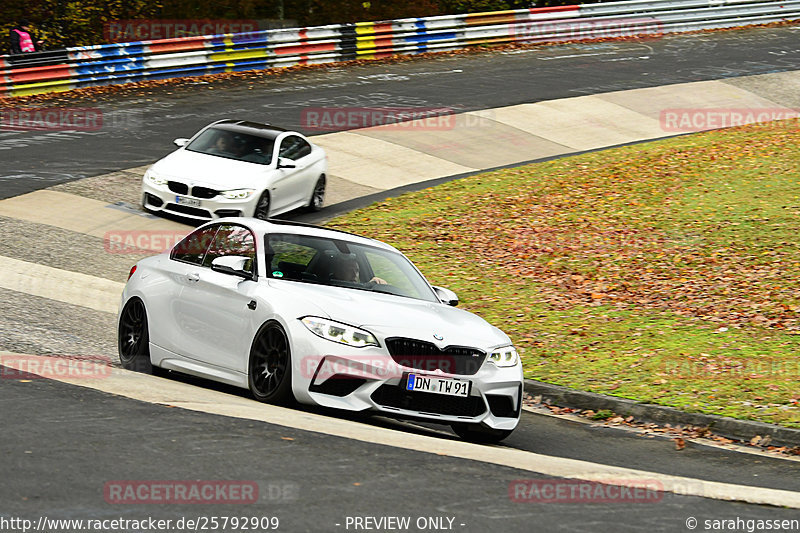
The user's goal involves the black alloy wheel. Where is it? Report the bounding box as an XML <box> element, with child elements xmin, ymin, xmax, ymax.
<box><xmin>254</xmin><ymin>191</ymin><xmax>271</xmax><ymax>220</ymax></box>
<box><xmin>118</xmin><ymin>298</ymin><xmax>153</xmax><ymax>373</ymax></box>
<box><xmin>308</xmin><ymin>175</ymin><xmax>326</xmax><ymax>211</ymax></box>
<box><xmin>248</xmin><ymin>321</ymin><xmax>293</xmax><ymax>404</ymax></box>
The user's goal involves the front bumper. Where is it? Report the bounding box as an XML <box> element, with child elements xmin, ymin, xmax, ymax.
<box><xmin>288</xmin><ymin>323</ymin><xmax>524</xmax><ymax>431</ymax></box>
<box><xmin>142</xmin><ymin>180</ymin><xmax>259</xmax><ymax>221</ymax></box>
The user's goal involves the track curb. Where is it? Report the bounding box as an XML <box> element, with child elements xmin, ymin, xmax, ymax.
<box><xmin>524</xmin><ymin>379</ymin><xmax>800</xmax><ymax>447</ymax></box>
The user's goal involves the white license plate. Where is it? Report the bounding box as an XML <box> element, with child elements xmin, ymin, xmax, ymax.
<box><xmin>175</xmin><ymin>195</ymin><xmax>200</xmax><ymax>207</ymax></box>
<box><xmin>406</xmin><ymin>374</ymin><xmax>471</xmax><ymax>397</ymax></box>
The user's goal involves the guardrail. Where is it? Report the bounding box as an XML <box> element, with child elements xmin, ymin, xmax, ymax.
<box><xmin>2</xmin><ymin>0</ymin><xmax>798</xmax><ymax>98</ymax></box>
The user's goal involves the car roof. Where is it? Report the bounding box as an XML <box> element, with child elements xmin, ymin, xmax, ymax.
<box><xmin>207</xmin><ymin>120</ymin><xmax>290</xmax><ymax>140</ymax></box>
<box><xmin>213</xmin><ymin>217</ymin><xmax>396</xmax><ymax>252</ymax></box>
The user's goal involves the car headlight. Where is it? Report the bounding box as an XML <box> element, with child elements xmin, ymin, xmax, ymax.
<box><xmin>489</xmin><ymin>345</ymin><xmax>519</xmax><ymax>367</ymax></box>
<box><xmin>145</xmin><ymin>171</ymin><xmax>167</xmax><ymax>186</ymax></box>
<box><xmin>300</xmin><ymin>317</ymin><xmax>378</xmax><ymax>348</ymax></box>
<box><xmin>222</xmin><ymin>189</ymin><xmax>255</xmax><ymax>200</ymax></box>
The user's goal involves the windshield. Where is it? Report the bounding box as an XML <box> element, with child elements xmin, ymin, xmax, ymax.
<box><xmin>186</xmin><ymin>127</ymin><xmax>274</xmax><ymax>165</ymax></box>
<box><xmin>265</xmin><ymin>233</ymin><xmax>438</xmax><ymax>303</ymax></box>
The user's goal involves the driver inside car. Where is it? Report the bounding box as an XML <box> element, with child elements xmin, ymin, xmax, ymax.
<box><xmin>332</xmin><ymin>255</ymin><xmax>387</xmax><ymax>285</ymax></box>
<box><xmin>208</xmin><ymin>132</ymin><xmax>244</xmax><ymax>157</ymax></box>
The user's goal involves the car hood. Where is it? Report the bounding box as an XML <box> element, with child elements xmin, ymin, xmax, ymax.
<box><xmin>151</xmin><ymin>149</ymin><xmax>271</xmax><ymax>189</ymax></box>
<box><xmin>269</xmin><ymin>280</ymin><xmax>511</xmax><ymax>349</ymax></box>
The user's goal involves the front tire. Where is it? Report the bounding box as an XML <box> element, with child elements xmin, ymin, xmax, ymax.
<box><xmin>248</xmin><ymin>321</ymin><xmax>294</xmax><ymax>404</ymax></box>
<box><xmin>307</xmin><ymin>175</ymin><xmax>325</xmax><ymax>212</ymax></box>
<box><xmin>451</xmin><ymin>423</ymin><xmax>514</xmax><ymax>444</ymax></box>
<box><xmin>254</xmin><ymin>191</ymin><xmax>271</xmax><ymax>220</ymax></box>
<box><xmin>118</xmin><ymin>298</ymin><xmax>153</xmax><ymax>374</ymax></box>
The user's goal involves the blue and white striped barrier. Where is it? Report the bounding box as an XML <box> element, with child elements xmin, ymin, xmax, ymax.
<box><xmin>1</xmin><ymin>0</ymin><xmax>798</xmax><ymax>98</ymax></box>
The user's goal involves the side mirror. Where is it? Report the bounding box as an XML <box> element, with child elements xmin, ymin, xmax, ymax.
<box><xmin>174</xmin><ymin>138</ymin><xmax>189</xmax><ymax>147</ymax></box>
<box><xmin>432</xmin><ymin>286</ymin><xmax>459</xmax><ymax>307</ymax></box>
<box><xmin>211</xmin><ymin>255</ymin><xmax>256</xmax><ymax>280</ymax></box>
<box><xmin>277</xmin><ymin>157</ymin><xmax>296</xmax><ymax>169</ymax></box>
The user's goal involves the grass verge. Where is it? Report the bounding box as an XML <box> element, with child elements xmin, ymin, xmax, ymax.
<box><xmin>327</xmin><ymin>119</ymin><xmax>800</xmax><ymax>428</ymax></box>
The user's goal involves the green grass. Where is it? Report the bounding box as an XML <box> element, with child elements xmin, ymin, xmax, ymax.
<box><xmin>327</xmin><ymin>119</ymin><xmax>800</xmax><ymax>428</ymax></box>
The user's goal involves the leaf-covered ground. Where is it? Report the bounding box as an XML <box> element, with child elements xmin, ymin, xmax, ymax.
<box><xmin>328</xmin><ymin>119</ymin><xmax>800</xmax><ymax>428</ymax></box>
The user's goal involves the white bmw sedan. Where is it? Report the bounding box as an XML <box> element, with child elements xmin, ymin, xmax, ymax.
<box><xmin>142</xmin><ymin>120</ymin><xmax>327</xmax><ymax>220</ymax></box>
<box><xmin>118</xmin><ymin>218</ymin><xmax>523</xmax><ymax>442</ymax></box>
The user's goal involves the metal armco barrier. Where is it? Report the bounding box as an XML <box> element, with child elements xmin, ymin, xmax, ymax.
<box><xmin>1</xmin><ymin>0</ymin><xmax>798</xmax><ymax>98</ymax></box>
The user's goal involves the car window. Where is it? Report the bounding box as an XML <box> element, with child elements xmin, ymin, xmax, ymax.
<box><xmin>266</xmin><ymin>237</ymin><xmax>319</xmax><ymax>281</ymax></box>
<box><xmin>202</xmin><ymin>225</ymin><xmax>257</xmax><ymax>274</ymax></box>
<box><xmin>363</xmin><ymin>251</ymin><xmax>416</xmax><ymax>294</ymax></box>
<box><xmin>278</xmin><ymin>136</ymin><xmax>311</xmax><ymax>161</ymax></box>
<box><xmin>186</xmin><ymin>127</ymin><xmax>274</xmax><ymax>165</ymax></box>
<box><xmin>264</xmin><ymin>233</ymin><xmax>437</xmax><ymax>302</ymax></box>
<box><xmin>171</xmin><ymin>225</ymin><xmax>219</xmax><ymax>265</ymax></box>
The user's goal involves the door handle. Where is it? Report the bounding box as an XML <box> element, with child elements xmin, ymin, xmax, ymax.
<box><xmin>186</xmin><ymin>272</ymin><xmax>200</xmax><ymax>283</ymax></box>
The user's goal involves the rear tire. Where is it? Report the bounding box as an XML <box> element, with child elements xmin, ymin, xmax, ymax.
<box><xmin>451</xmin><ymin>423</ymin><xmax>514</xmax><ymax>444</ymax></box>
<box><xmin>118</xmin><ymin>298</ymin><xmax>154</xmax><ymax>374</ymax></box>
<box><xmin>248</xmin><ymin>321</ymin><xmax>294</xmax><ymax>404</ymax></box>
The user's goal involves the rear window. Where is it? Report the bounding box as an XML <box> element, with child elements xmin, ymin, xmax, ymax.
<box><xmin>171</xmin><ymin>225</ymin><xmax>219</xmax><ymax>265</ymax></box>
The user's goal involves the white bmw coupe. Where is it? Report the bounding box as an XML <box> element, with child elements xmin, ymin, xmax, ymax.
<box><xmin>118</xmin><ymin>218</ymin><xmax>523</xmax><ymax>442</ymax></box>
<box><xmin>142</xmin><ymin>120</ymin><xmax>327</xmax><ymax>220</ymax></box>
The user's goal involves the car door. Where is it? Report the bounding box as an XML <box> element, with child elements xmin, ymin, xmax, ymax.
<box><xmin>270</xmin><ymin>134</ymin><xmax>316</xmax><ymax>212</ymax></box>
<box><xmin>146</xmin><ymin>224</ymin><xmax>220</xmax><ymax>356</ymax></box>
<box><xmin>174</xmin><ymin>223</ymin><xmax>261</xmax><ymax>373</ymax></box>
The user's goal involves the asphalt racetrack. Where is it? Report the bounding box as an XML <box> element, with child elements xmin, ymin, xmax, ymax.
<box><xmin>3</xmin><ymin>25</ymin><xmax>800</xmax><ymax>198</ymax></box>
